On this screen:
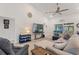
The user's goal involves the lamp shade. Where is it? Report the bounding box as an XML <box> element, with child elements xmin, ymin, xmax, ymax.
<box><xmin>21</xmin><ymin>27</ymin><xmax>31</xmax><ymax>34</ymax></box>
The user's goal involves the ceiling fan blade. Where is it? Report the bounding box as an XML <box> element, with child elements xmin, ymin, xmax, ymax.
<box><xmin>59</xmin><ymin>9</ymin><xmax>69</xmax><ymax>12</ymax></box>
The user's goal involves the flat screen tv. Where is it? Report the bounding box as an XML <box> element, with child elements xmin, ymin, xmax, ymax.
<box><xmin>32</xmin><ymin>23</ymin><xmax>43</xmax><ymax>33</ymax></box>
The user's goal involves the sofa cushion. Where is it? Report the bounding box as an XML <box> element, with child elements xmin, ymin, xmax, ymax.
<box><xmin>14</xmin><ymin>44</ymin><xmax>29</xmax><ymax>55</ymax></box>
<box><xmin>63</xmin><ymin>32</ymin><xmax>71</xmax><ymax>40</ymax></box>
<box><xmin>53</xmin><ymin>38</ymin><xmax>68</xmax><ymax>50</ymax></box>
<box><xmin>0</xmin><ymin>37</ymin><xmax>15</xmax><ymax>55</ymax></box>
<box><xmin>0</xmin><ymin>49</ymin><xmax>6</xmax><ymax>55</ymax></box>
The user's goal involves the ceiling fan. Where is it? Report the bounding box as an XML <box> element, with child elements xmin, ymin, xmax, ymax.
<box><xmin>46</xmin><ymin>3</ymin><xmax>69</xmax><ymax>15</ymax></box>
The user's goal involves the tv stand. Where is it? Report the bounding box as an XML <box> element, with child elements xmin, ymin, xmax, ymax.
<box><xmin>19</xmin><ymin>34</ymin><xmax>31</xmax><ymax>43</ymax></box>
<box><xmin>52</xmin><ymin>36</ymin><xmax>59</xmax><ymax>40</ymax></box>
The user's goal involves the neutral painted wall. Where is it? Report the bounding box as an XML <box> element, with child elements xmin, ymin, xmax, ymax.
<box><xmin>0</xmin><ymin>16</ymin><xmax>15</xmax><ymax>43</ymax></box>
<box><xmin>0</xmin><ymin>4</ymin><xmax>58</xmax><ymax>43</ymax></box>
<box><xmin>59</xmin><ymin>14</ymin><xmax>79</xmax><ymax>34</ymax></box>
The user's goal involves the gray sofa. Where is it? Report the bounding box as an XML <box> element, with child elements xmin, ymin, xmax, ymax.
<box><xmin>0</xmin><ymin>37</ymin><xmax>29</xmax><ymax>55</ymax></box>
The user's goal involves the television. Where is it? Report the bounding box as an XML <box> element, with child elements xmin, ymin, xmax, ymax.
<box><xmin>32</xmin><ymin>23</ymin><xmax>43</xmax><ymax>33</ymax></box>
<box><xmin>53</xmin><ymin>24</ymin><xmax>63</xmax><ymax>37</ymax></box>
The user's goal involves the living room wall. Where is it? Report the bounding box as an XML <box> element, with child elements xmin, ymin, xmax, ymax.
<box><xmin>0</xmin><ymin>4</ymin><xmax>59</xmax><ymax>43</ymax></box>
<box><xmin>0</xmin><ymin>16</ymin><xmax>15</xmax><ymax>43</ymax></box>
<box><xmin>56</xmin><ymin>13</ymin><xmax>79</xmax><ymax>35</ymax></box>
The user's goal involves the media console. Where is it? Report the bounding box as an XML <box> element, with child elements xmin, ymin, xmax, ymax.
<box><xmin>19</xmin><ymin>34</ymin><xmax>31</xmax><ymax>43</ymax></box>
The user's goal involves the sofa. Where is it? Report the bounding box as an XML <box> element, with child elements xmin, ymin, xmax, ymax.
<box><xmin>53</xmin><ymin>32</ymin><xmax>71</xmax><ymax>50</ymax></box>
<box><xmin>46</xmin><ymin>34</ymin><xmax>79</xmax><ymax>55</ymax></box>
<box><xmin>0</xmin><ymin>37</ymin><xmax>29</xmax><ymax>55</ymax></box>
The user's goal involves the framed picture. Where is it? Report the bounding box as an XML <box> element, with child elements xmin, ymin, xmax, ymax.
<box><xmin>4</xmin><ymin>24</ymin><xmax>9</xmax><ymax>29</ymax></box>
<box><xmin>3</xmin><ymin>19</ymin><xmax>9</xmax><ymax>29</ymax></box>
<box><xmin>4</xmin><ymin>19</ymin><xmax>9</xmax><ymax>24</ymax></box>
<box><xmin>64</xmin><ymin>26</ymin><xmax>74</xmax><ymax>34</ymax></box>
<box><xmin>32</xmin><ymin>23</ymin><xmax>43</xmax><ymax>33</ymax></box>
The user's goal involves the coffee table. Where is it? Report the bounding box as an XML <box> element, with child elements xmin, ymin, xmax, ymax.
<box><xmin>31</xmin><ymin>47</ymin><xmax>54</xmax><ymax>55</ymax></box>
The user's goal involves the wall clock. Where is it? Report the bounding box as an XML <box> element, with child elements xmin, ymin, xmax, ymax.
<box><xmin>27</xmin><ymin>12</ymin><xmax>32</xmax><ymax>18</ymax></box>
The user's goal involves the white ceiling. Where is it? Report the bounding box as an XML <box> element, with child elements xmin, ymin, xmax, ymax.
<box><xmin>30</xmin><ymin>3</ymin><xmax>79</xmax><ymax>16</ymax></box>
